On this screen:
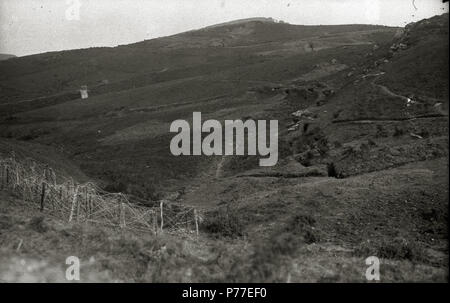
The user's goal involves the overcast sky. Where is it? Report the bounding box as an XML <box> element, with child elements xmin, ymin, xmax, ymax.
<box><xmin>0</xmin><ymin>0</ymin><xmax>448</xmax><ymax>57</ymax></box>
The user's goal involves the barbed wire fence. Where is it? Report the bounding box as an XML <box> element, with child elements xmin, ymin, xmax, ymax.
<box><xmin>0</xmin><ymin>153</ymin><xmax>200</xmax><ymax>236</ymax></box>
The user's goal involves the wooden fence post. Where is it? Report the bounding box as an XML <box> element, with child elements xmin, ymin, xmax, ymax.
<box><xmin>194</xmin><ymin>209</ymin><xmax>199</xmax><ymax>237</ymax></box>
<box><xmin>22</xmin><ymin>183</ymin><xmax>27</xmax><ymax>202</ymax></box>
<box><xmin>40</xmin><ymin>182</ymin><xmax>46</xmax><ymax>212</ymax></box>
<box><xmin>6</xmin><ymin>166</ymin><xmax>9</xmax><ymax>187</ymax></box>
<box><xmin>68</xmin><ymin>186</ymin><xmax>79</xmax><ymax>222</ymax></box>
<box><xmin>76</xmin><ymin>189</ymin><xmax>81</xmax><ymax>222</ymax></box>
<box><xmin>84</xmin><ymin>187</ymin><xmax>88</xmax><ymax>218</ymax></box>
<box><xmin>2</xmin><ymin>165</ymin><xmax>6</xmax><ymax>189</ymax></box>
<box><xmin>88</xmin><ymin>195</ymin><xmax>92</xmax><ymax>219</ymax></box>
<box><xmin>13</xmin><ymin>170</ymin><xmax>18</xmax><ymax>190</ymax></box>
<box><xmin>0</xmin><ymin>165</ymin><xmax>4</xmax><ymax>189</ymax></box>
<box><xmin>119</xmin><ymin>200</ymin><xmax>126</xmax><ymax>228</ymax></box>
<box><xmin>153</xmin><ymin>211</ymin><xmax>158</xmax><ymax>235</ymax></box>
<box><xmin>160</xmin><ymin>201</ymin><xmax>164</xmax><ymax>233</ymax></box>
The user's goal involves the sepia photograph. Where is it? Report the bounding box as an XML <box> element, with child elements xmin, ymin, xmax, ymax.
<box><xmin>0</xmin><ymin>0</ymin><xmax>448</xmax><ymax>288</ymax></box>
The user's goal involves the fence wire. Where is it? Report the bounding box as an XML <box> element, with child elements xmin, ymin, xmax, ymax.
<box><xmin>0</xmin><ymin>154</ymin><xmax>200</xmax><ymax>235</ymax></box>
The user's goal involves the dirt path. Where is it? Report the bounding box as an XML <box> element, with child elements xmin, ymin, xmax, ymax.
<box><xmin>332</xmin><ymin>114</ymin><xmax>447</xmax><ymax>124</ymax></box>
<box><xmin>215</xmin><ymin>156</ymin><xmax>226</xmax><ymax>178</ymax></box>
<box><xmin>373</xmin><ymin>82</ymin><xmax>410</xmax><ymax>102</ymax></box>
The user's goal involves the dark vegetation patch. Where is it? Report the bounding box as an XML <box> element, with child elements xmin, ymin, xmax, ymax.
<box><xmin>0</xmin><ymin>14</ymin><xmax>448</xmax><ymax>282</ymax></box>
<box><xmin>201</xmin><ymin>206</ymin><xmax>246</xmax><ymax>238</ymax></box>
<box><xmin>28</xmin><ymin>216</ymin><xmax>51</xmax><ymax>233</ymax></box>
<box><xmin>354</xmin><ymin>237</ymin><xmax>427</xmax><ymax>263</ymax></box>
<box><xmin>378</xmin><ymin>15</ymin><xmax>449</xmax><ymax>100</ymax></box>
<box><xmin>277</xmin><ymin>214</ymin><xmax>320</xmax><ymax>244</ymax></box>
<box><xmin>290</xmin><ymin>126</ymin><xmax>330</xmax><ymax>167</ymax></box>
<box><xmin>331</xmin><ymin>137</ymin><xmax>448</xmax><ymax>178</ymax></box>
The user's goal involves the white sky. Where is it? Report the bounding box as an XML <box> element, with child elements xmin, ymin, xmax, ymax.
<box><xmin>0</xmin><ymin>0</ymin><xmax>448</xmax><ymax>56</ymax></box>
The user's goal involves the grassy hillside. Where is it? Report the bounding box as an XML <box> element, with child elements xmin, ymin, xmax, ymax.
<box><xmin>0</xmin><ymin>14</ymin><xmax>448</xmax><ymax>282</ymax></box>
<box><xmin>0</xmin><ymin>157</ymin><xmax>447</xmax><ymax>282</ymax></box>
<box><xmin>0</xmin><ymin>54</ymin><xmax>16</xmax><ymax>61</ymax></box>
<box><xmin>379</xmin><ymin>13</ymin><xmax>449</xmax><ymax>100</ymax></box>
<box><xmin>0</xmin><ymin>21</ymin><xmax>394</xmax><ymax>105</ymax></box>
<box><xmin>0</xmin><ymin>20</ymin><xmax>399</xmax><ymax>197</ymax></box>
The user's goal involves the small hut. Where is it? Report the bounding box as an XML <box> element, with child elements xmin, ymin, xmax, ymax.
<box><xmin>80</xmin><ymin>85</ymin><xmax>88</xmax><ymax>99</ymax></box>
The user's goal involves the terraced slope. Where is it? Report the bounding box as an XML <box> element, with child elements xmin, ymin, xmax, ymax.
<box><xmin>0</xmin><ymin>14</ymin><xmax>448</xmax><ymax>282</ymax></box>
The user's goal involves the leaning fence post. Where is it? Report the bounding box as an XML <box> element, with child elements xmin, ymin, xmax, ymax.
<box><xmin>0</xmin><ymin>165</ymin><xmax>3</xmax><ymax>189</ymax></box>
<box><xmin>40</xmin><ymin>182</ymin><xmax>46</xmax><ymax>212</ymax></box>
<box><xmin>119</xmin><ymin>200</ymin><xmax>126</xmax><ymax>228</ymax></box>
<box><xmin>6</xmin><ymin>166</ymin><xmax>9</xmax><ymax>187</ymax></box>
<box><xmin>1</xmin><ymin>165</ymin><xmax>5</xmax><ymax>189</ymax></box>
<box><xmin>194</xmin><ymin>209</ymin><xmax>199</xmax><ymax>237</ymax></box>
<box><xmin>68</xmin><ymin>186</ymin><xmax>79</xmax><ymax>222</ymax></box>
<box><xmin>160</xmin><ymin>201</ymin><xmax>164</xmax><ymax>233</ymax></box>
<box><xmin>76</xmin><ymin>189</ymin><xmax>81</xmax><ymax>222</ymax></box>
<box><xmin>84</xmin><ymin>187</ymin><xmax>88</xmax><ymax>218</ymax></box>
<box><xmin>13</xmin><ymin>170</ymin><xmax>18</xmax><ymax>190</ymax></box>
<box><xmin>88</xmin><ymin>195</ymin><xmax>92</xmax><ymax>219</ymax></box>
<box><xmin>153</xmin><ymin>211</ymin><xmax>158</xmax><ymax>235</ymax></box>
<box><xmin>22</xmin><ymin>183</ymin><xmax>27</xmax><ymax>202</ymax></box>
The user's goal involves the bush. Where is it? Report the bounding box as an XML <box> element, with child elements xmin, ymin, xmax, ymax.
<box><xmin>393</xmin><ymin>126</ymin><xmax>405</xmax><ymax>137</ymax></box>
<box><xmin>281</xmin><ymin>214</ymin><xmax>319</xmax><ymax>244</ymax></box>
<box><xmin>333</xmin><ymin>110</ymin><xmax>341</xmax><ymax>119</ymax></box>
<box><xmin>418</xmin><ymin>128</ymin><xmax>430</xmax><ymax>138</ymax></box>
<box><xmin>225</xmin><ymin>235</ymin><xmax>293</xmax><ymax>282</ymax></box>
<box><xmin>355</xmin><ymin>237</ymin><xmax>426</xmax><ymax>262</ymax></box>
<box><xmin>334</xmin><ymin>141</ymin><xmax>342</xmax><ymax>148</ymax></box>
<box><xmin>104</xmin><ymin>181</ymin><xmax>127</xmax><ymax>193</ymax></box>
<box><xmin>375</xmin><ymin>125</ymin><xmax>388</xmax><ymax>138</ymax></box>
<box><xmin>201</xmin><ymin>206</ymin><xmax>246</xmax><ymax>238</ymax></box>
<box><xmin>291</xmin><ymin>126</ymin><xmax>329</xmax><ymax>156</ymax></box>
<box><xmin>367</xmin><ymin>138</ymin><xmax>377</xmax><ymax>146</ymax></box>
<box><xmin>268</xmin><ymin>232</ymin><xmax>299</xmax><ymax>255</ymax></box>
<box><xmin>29</xmin><ymin>216</ymin><xmax>50</xmax><ymax>233</ymax></box>
<box><xmin>327</xmin><ymin>162</ymin><xmax>339</xmax><ymax>178</ymax></box>
<box><xmin>224</xmin><ymin>213</ymin><xmax>320</xmax><ymax>282</ymax></box>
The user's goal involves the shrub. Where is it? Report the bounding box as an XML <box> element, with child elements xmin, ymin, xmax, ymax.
<box><xmin>418</xmin><ymin>128</ymin><xmax>430</xmax><ymax>138</ymax></box>
<box><xmin>355</xmin><ymin>237</ymin><xmax>426</xmax><ymax>262</ymax></box>
<box><xmin>104</xmin><ymin>181</ymin><xmax>127</xmax><ymax>193</ymax></box>
<box><xmin>334</xmin><ymin>141</ymin><xmax>342</xmax><ymax>148</ymax></box>
<box><xmin>281</xmin><ymin>214</ymin><xmax>319</xmax><ymax>244</ymax></box>
<box><xmin>393</xmin><ymin>126</ymin><xmax>405</xmax><ymax>137</ymax></box>
<box><xmin>225</xmin><ymin>235</ymin><xmax>294</xmax><ymax>282</ymax></box>
<box><xmin>268</xmin><ymin>232</ymin><xmax>299</xmax><ymax>255</ymax></box>
<box><xmin>375</xmin><ymin>125</ymin><xmax>388</xmax><ymax>138</ymax></box>
<box><xmin>201</xmin><ymin>206</ymin><xmax>245</xmax><ymax>238</ymax></box>
<box><xmin>367</xmin><ymin>138</ymin><xmax>377</xmax><ymax>146</ymax></box>
<box><xmin>29</xmin><ymin>216</ymin><xmax>50</xmax><ymax>233</ymax></box>
<box><xmin>292</xmin><ymin>126</ymin><xmax>329</xmax><ymax>156</ymax></box>
<box><xmin>317</xmin><ymin>137</ymin><xmax>330</xmax><ymax>155</ymax></box>
<box><xmin>327</xmin><ymin>162</ymin><xmax>338</xmax><ymax>178</ymax></box>
<box><xmin>333</xmin><ymin>110</ymin><xmax>342</xmax><ymax>119</ymax></box>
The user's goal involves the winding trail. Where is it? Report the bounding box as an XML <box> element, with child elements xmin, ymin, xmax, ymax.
<box><xmin>373</xmin><ymin>82</ymin><xmax>409</xmax><ymax>102</ymax></box>
<box><xmin>215</xmin><ymin>156</ymin><xmax>226</xmax><ymax>178</ymax></box>
<box><xmin>332</xmin><ymin>114</ymin><xmax>447</xmax><ymax>124</ymax></box>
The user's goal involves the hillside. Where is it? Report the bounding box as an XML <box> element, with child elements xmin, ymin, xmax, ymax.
<box><xmin>0</xmin><ymin>14</ymin><xmax>448</xmax><ymax>282</ymax></box>
<box><xmin>0</xmin><ymin>20</ymin><xmax>399</xmax><ymax>197</ymax></box>
<box><xmin>0</xmin><ymin>54</ymin><xmax>15</xmax><ymax>61</ymax></box>
<box><xmin>0</xmin><ymin>21</ymin><xmax>393</xmax><ymax>106</ymax></box>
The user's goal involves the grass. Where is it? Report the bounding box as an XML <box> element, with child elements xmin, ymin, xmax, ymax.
<box><xmin>0</xmin><ymin>14</ymin><xmax>448</xmax><ymax>283</ymax></box>
<box><xmin>1</xmin><ymin>156</ymin><xmax>448</xmax><ymax>283</ymax></box>
<box><xmin>354</xmin><ymin>237</ymin><xmax>426</xmax><ymax>263</ymax></box>
<box><xmin>0</xmin><ymin>19</ymin><xmax>397</xmax><ymax>199</ymax></box>
<box><xmin>201</xmin><ymin>205</ymin><xmax>246</xmax><ymax>238</ymax></box>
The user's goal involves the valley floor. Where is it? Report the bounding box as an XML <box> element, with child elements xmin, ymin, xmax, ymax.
<box><xmin>0</xmin><ymin>13</ymin><xmax>448</xmax><ymax>283</ymax></box>
<box><xmin>1</xmin><ymin>157</ymin><xmax>447</xmax><ymax>282</ymax></box>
